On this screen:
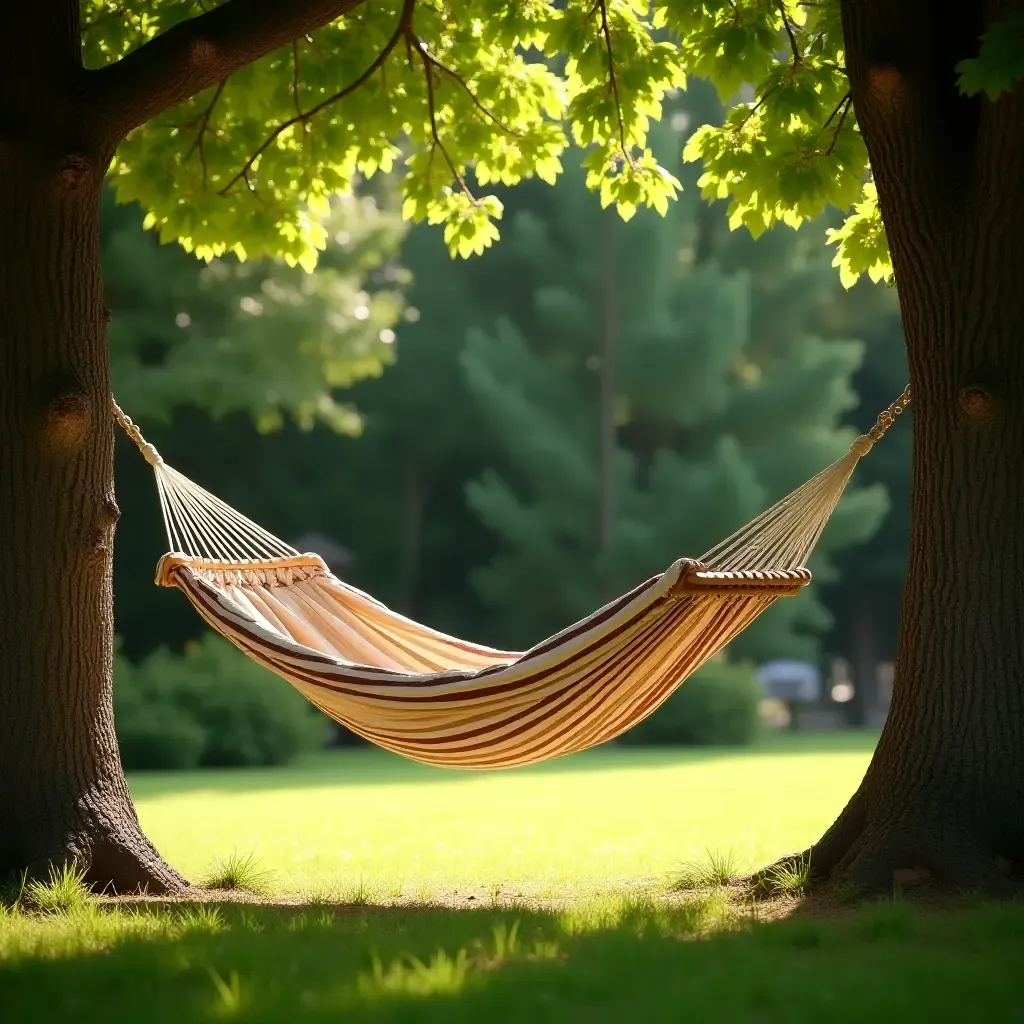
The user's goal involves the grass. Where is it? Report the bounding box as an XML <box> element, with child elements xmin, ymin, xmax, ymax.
<box><xmin>2</xmin><ymin>732</ymin><xmax>1022</xmax><ymax>1021</ymax></box>
<box><xmin>758</xmin><ymin>852</ymin><xmax>814</xmax><ymax>897</ymax></box>
<box><xmin>129</xmin><ymin>731</ymin><xmax>878</xmax><ymax>900</ymax></box>
<box><xmin>201</xmin><ymin>851</ymin><xmax>274</xmax><ymax>894</ymax></box>
<box><xmin>669</xmin><ymin>848</ymin><xmax>740</xmax><ymax>891</ymax></box>
<box><xmin>13</xmin><ymin>865</ymin><xmax>91</xmax><ymax>915</ymax></box>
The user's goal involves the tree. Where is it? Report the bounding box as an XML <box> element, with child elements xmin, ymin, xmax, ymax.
<box><xmin>1</xmin><ymin>0</ymin><xmax>682</xmax><ymax>892</ymax></box>
<box><xmin>459</xmin><ymin>117</ymin><xmax>886</xmax><ymax>661</ymax></box>
<box><xmin>816</xmin><ymin>282</ymin><xmax>909</xmax><ymax>726</ymax></box>
<box><xmin>674</xmin><ymin>2</ymin><xmax>1024</xmax><ymax>894</ymax></box>
<box><xmin>2</xmin><ymin>1</ymin><xmax>1021</xmax><ymax>897</ymax></box>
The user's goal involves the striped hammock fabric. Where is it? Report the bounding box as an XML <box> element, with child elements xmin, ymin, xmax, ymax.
<box><xmin>155</xmin><ymin>551</ymin><xmax>808</xmax><ymax>768</ymax></box>
<box><xmin>114</xmin><ymin>386</ymin><xmax>910</xmax><ymax>770</ymax></box>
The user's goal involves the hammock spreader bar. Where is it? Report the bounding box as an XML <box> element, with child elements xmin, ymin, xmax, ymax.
<box><xmin>112</xmin><ymin>387</ymin><xmax>910</xmax><ymax>769</ymax></box>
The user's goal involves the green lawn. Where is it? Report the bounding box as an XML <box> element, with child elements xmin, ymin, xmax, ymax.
<box><xmin>131</xmin><ymin>731</ymin><xmax>880</xmax><ymax>900</ymax></box>
<box><xmin>3</xmin><ymin>733</ymin><xmax>1024</xmax><ymax>1023</ymax></box>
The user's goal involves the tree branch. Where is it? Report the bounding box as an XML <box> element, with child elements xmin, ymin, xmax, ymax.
<box><xmin>219</xmin><ymin>0</ymin><xmax>415</xmax><ymax>195</ymax></box>
<box><xmin>824</xmin><ymin>94</ymin><xmax>853</xmax><ymax>156</ymax></box>
<box><xmin>91</xmin><ymin>0</ymin><xmax>369</xmax><ymax>141</ymax></box>
<box><xmin>777</xmin><ymin>2</ymin><xmax>801</xmax><ymax>65</ymax></box>
<box><xmin>184</xmin><ymin>79</ymin><xmax>226</xmax><ymax>187</ymax></box>
<box><xmin>417</xmin><ymin>45</ymin><xmax>518</xmax><ymax>136</ymax></box>
<box><xmin>407</xmin><ymin>30</ymin><xmax>472</xmax><ymax>198</ymax></box>
<box><xmin>595</xmin><ymin>0</ymin><xmax>632</xmax><ymax>165</ymax></box>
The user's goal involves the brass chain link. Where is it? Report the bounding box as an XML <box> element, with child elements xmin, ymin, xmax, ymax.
<box><xmin>867</xmin><ymin>383</ymin><xmax>912</xmax><ymax>444</ymax></box>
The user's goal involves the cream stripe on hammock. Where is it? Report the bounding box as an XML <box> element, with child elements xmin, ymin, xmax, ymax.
<box><xmin>113</xmin><ymin>387</ymin><xmax>910</xmax><ymax>770</ymax></box>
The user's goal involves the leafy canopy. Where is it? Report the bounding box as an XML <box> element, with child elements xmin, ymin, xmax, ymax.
<box><xmin>86</xmin><ymin>1</ymin><xmax>1024</xmax><ymax>282</ymax></box>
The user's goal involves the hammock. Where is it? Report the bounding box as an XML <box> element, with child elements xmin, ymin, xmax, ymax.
<box><xmin>113</xmin><ymin>388</ymin><xmax>910</xmax><ymax>769</ymax></box>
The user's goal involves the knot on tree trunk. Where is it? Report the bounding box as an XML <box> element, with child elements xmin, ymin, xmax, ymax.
<box><xmin>958</xmin><ymin>384</ymin><xmax>997</xmax><ymax>424</ymax></box>
<box><xmin>867</xmin><ymin>64</ymin><xmax>905</xmax><ymax>113</ymax></box>
<box><xmin>191</xmin><ymin>38</ymin><xmax>217</xmax><ymax>67</ymax></box>
<box><xmin>43</xmin><ymin>388</ymin><xmax>90</xmax><ymax>452</ymax></box>
<box><xmin>56</xmin><ymin>154</ymin><xmax>91</xmax><ymax>191</ymax></box>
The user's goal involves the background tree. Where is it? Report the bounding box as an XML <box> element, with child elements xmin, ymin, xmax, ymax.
<box><xmin>818</xmin><ymin>283</ymin><xmax>909</xmax><ymax>726</ymax></box>
<box><xmin>106</xmin><ymin>187</ymin><xmax>406</xmax><ymax>434</ymax></box>
<box><xmin>461</xmin><ymin>114</ymin><xmax>886</xmax><ymax>661</ymax></box>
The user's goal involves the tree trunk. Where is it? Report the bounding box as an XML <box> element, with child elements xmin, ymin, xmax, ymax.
<box><xmin>797</xmin><ymin>1</ymin><xmax>1024</xmax><ymax>894</ymax></box>
<box><xmin>0</xmin><ymin>8</ymin><xmax>185</xmax><ymax>893</ymax></box>
<box><xmin>847</xmin><ymin>588</ymin><xmax>881</xmax><ymax>728</ymax></box>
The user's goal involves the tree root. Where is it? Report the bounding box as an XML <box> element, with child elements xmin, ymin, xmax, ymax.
<box><xmin>2</xmin><ymin>816</ymin><xmax>188</xmax><ymax>897</ymax></box>
<box><xmin>748</xmin><ymin>822</ymin><xmax>1021</xmax><ymax>902</ymax></box>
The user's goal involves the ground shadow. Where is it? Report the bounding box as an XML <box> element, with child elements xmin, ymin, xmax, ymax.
<box><xmin>2</xmin><ymin>889</ymin><xmax>1020</xmax><ymax>1023</ymax></box>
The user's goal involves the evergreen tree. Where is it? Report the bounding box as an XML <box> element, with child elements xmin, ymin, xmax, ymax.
<box><xmin>816</xmin><ymin>279</ymin><xmax>910</xmax><ymax>723</ymax></box>
<box><xmin>460</xmin><ymin>103</ymin><xmax>887</xmax><ymax>660</ymax></box>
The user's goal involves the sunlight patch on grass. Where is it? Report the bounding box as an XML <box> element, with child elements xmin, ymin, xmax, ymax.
<box><xmin>130</xmin><ymin>735</ymin><xmax>878</xmax><ymax>899</ymax></box>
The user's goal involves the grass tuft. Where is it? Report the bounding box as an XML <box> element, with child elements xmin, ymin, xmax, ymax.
<box><xmin>0</xmin><ymin>869</ymin><xmax>30</xmax><ymax>909</ymax></box>
<box><xmin>669</xmin><ymin>848</ymin><xmax>738</xmax><ymax>892</ymax></box>
<box><xmin>176</xmin><ymin>905</ymin><xmax>226</xmax><ymax>933</ymax></box>
<box><xmin>22</xmin><ymin>863</ymin><xmax>90</xmax><ymax>915</ymax></box>
<box><xmin>759</xmin><ymin>853</ymin><xmax>812</xmax><ymax>897</ymax></box>
<box><xmin>201</xmin><ymin>851</ymin><xmax>273</xmax><ymax>894</ymax></box>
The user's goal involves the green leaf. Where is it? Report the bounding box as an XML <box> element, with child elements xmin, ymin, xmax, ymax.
<box><xmin>825</xmin><ymin>182</ymin><xmax>893</xmax><ymax>289</ymax></box>
<box><xmin>957</xmin><ymin>12</ymin><xmax>1024</xmax><ymax>100</ymax></box>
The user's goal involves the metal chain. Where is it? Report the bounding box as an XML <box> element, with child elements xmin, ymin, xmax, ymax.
<box><xmin>867</xmin><ymin>383</ymin><xmax>912</xmax><ymax>444</ymax></box>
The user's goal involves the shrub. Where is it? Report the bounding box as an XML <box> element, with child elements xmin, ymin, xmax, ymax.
<box><xmin>115</xmin><ymin>635</ymin><xmax>328</xmax><ymax>770</ymax></box>
<box><xmin>617</xmin><ymin>656</ymin><xmax>761</xmax><ymax>747</ymax></box>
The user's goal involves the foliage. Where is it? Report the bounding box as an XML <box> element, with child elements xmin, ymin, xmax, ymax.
<box><xmin>617</xmin><ymin>657</ymin><xmax>762</xmax><ymax>747</ymax></box>
<box><xmin>957</xmin><ymin>12</ymin><xmax>1024</xmax><ymax>100</ymax></box>
<box><xmin>817</xmin><ymin>279</ymin><xmax>909</xmax><ymax>680</ymax></box>
<box><xmin>459</xmin><ymin>98</ymin><xmax>886</xmax><ymax>660</ymax></box>
<box><xmin>106</xmin><ymin>187</ymin><xmax>406</xmax><ymax>433</ymax></box>
<box><xmin>87</xmin><ymin>0</ymin><xmax>682</xmax><ymax>265</ymax></box>
<box><xmin>114</xmin><ymin>635</ymin><xmax>328</xmax><ymax>770</ymax></box>
<box><xmin>81</xmin><ymin>2</ymin><xmax>1019</xmax><ymax>287</ymax></box>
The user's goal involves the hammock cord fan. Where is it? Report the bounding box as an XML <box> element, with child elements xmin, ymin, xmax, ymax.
<box><xmin>112</xmin><ymin>387</ymin><xmax>910</xmax><ymax>769</ymax></box>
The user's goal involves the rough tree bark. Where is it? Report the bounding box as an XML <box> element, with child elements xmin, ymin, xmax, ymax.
<box><xmin>0</xmin><ymin>0</ymin><xmax>362</xmax><ymax>893</ymax></box>
<box><xmin>792</xmin><ymin>0</ymin><xmax>1024</xmax><ymax>894</ymax></box>
<box><xmin>0</xmin><ymin>5</ymin><xmax>187</xmax><ymax>893</ymax></box>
